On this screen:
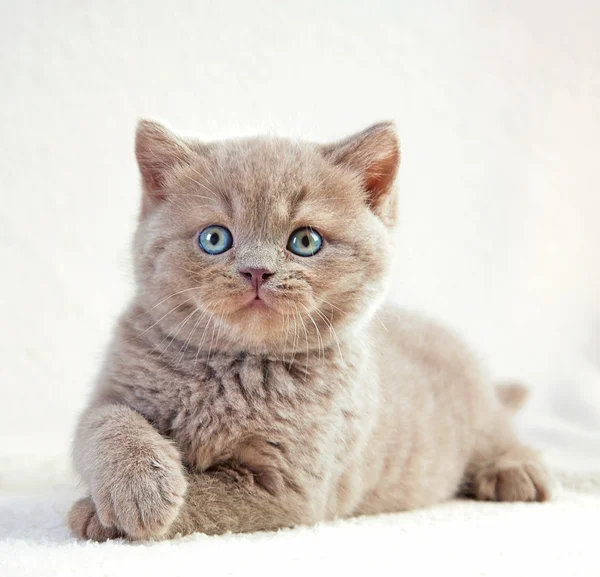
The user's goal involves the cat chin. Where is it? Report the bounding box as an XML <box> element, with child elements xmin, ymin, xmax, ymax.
<box><xmin>228</xmin><ymin>307</ymin><xmax>282</xmax><ymax>337</ymax></box>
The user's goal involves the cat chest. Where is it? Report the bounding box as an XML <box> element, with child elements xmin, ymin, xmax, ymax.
<box><xmin>161</xmin><ymin>355</ymin><xmax>337</xmax><ymax>473</ymax></box>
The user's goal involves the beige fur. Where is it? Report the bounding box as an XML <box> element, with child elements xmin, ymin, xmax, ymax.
<box><xmin>69</xmin><ymin>120</ymin><xmax>551</xmax><ymax>541</ymax></box>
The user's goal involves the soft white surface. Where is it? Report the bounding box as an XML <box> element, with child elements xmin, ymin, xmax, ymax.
<box><xmin>1</xmin><ymin>475</ymin><xmax>600</xmax><ymax>577</ymax></box>
<box><xmin>1</xmin><ymin>451</ymin><xmax>599</xmax><ymax>576</ymax></box>
<box><xmin>1</xmin><ymin>1</ymin><xmax>599</xmax><ymax>575</ymax></box>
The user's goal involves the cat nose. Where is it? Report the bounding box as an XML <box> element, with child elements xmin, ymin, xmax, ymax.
<box><xmin>239</xmin><ymin>267</ymin><xmax>275</xmax><ymax>288</ymax></box>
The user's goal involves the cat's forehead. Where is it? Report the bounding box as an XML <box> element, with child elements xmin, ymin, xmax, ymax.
<box><xmin>190</xmin><ymin>137</ymin><xmax>359</xmax><ymax>229</ymax></box>
<box><xmin>209</xmin><ymin>137</ymin><xmax>322</xmax><ymax>197</ymax></box>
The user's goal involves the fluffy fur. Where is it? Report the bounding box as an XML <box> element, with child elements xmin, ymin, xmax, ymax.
<box><xmin>68</xmin><ymin>120</ymin><xmax>551</xmax><ymax>541</ymax></box>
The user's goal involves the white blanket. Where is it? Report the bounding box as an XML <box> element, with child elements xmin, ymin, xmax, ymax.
<box><xmin>1</xmin><ymin>459</ymin><xmax>599</xmax><ymax>577</ymax></box>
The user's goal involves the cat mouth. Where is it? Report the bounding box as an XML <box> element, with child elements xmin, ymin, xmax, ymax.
<box><xmin>243</xmin><ymin>291</ymin><xmax>271</xmax><ymax>310</ymax></box>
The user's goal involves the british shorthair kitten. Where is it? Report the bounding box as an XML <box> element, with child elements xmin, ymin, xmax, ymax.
<box><xmin>69</xmin><ymin>120</ymin><xmax>550</xmax><ymax>541</ymax></box>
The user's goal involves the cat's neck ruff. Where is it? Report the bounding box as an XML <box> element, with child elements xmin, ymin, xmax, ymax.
<box><xmin>121</xmin><ymin>302</ymin><xmax>350</xmax><ymax>379</ymax></box>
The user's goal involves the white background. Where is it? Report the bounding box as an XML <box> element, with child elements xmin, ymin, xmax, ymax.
<box><xmin>1</xmin><ymin>0</ymin><xmax>599</xmax><ymax>473</ymax></box>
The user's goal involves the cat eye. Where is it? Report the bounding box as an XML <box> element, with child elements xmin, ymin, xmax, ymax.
<box><xmin>287</xmin><ymin>227</ymin><xmax>323</xmax><ymax>257</ymax></box>
<box><xmin>198</xmin><ymin>225</ymin><xmax>233</xmax><ymax>255</ymax></box>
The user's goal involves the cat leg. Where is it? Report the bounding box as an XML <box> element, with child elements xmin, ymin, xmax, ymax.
<box><xmin>69</xmin><ymin>404</ymin><xmax>188</xmax><ymax>541</ymax></box>
<box><xmin>69</xmin><ymin>497</ymin><xmax>123</xmax><ymax>542</ymax></box>
<box><xmin>69</xmin><ymin>404</ymin><xmax>315</xmax><ymax>541</ymax></box>
<box><xmin>164</xmin><ymin>466</ymin><xmax>312</xmax><ymax>538</ymax></box>
<box><xmin>463</xmin><ymin>410</ymin><xmax>552</xmax><ymax>502</ymax></box>
<box><xmin>71</xmin><ymin>465</ymin><xmax>314</xmax><ymax>541</ymax></box>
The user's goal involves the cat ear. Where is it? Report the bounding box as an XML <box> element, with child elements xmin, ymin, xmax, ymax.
<box><xmin>135</xmin><ymin>119</ymin><xmax>195</xmax><ymax>208</ymax></box>
<box><xmin>321</xmin><ymin>122</ymin><xmax>400</xmax><ymax>223</ymax></box>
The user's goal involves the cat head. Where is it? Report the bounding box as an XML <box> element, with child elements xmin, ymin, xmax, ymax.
<box><xmin>132</xmin><ymin>119</ymin><xmax>400</xmax><ymax>354</ymax></box>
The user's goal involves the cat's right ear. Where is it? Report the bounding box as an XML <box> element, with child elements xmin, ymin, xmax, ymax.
<box><xmin>135</xmin><ymin>119</ymin><xmax>194</xmax><ymax>214</ymax></box>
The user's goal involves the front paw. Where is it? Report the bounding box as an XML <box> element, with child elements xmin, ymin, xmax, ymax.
<box><xmin>88</xmin><ymin>441</ymin><xmax>187</xmax><ymax>540</ymax></box>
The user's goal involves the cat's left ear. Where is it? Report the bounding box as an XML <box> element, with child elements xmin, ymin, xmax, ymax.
<box><xmin>321</xmin><ymin>122</ymin><xmax>400</xmax><ymax>225</ymax></box>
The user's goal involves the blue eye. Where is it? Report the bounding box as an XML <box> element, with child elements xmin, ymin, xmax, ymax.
<box><xmin>287</xmin><ymin>227</ymin><xmax>323</xmax><ymax>257</ymax></box>
<box><xmin>198</xmin><ymin>225</ymin><xmax>233</xmax><ymax>255</ymax></box>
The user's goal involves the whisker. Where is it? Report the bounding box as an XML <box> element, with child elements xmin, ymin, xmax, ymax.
<box><xmin>172</xmin><ymin>264</ymin><xmax>203</xmax><ymax>277</ymax></box>
<box><xmin>194</xmin><ymin>305</ymin><xmax>215</xmax><ymax>369</ymax></box>
<box><xmin>301</xmin><ymin>304</ymin><xmax>324</xmax><ymax>363</ymax></box>
<box><xmin>149</xmin><ymin>191</ymin><xmax>214</xmax><ymax>201</ymax></box>
<box><xmin>185</xmin><ymin>178</ymin><xmax>219</xmax><ymax>197</ymax></box>
<box><xmin>287</xmin><ymin>306</ymin><xmax>300</xmax><ymax>369</ymax></box>
<box><xmin>131</xmin><ymin>287</ymin><xmax>202</xmax><ymax>321</ymax></box>
<box><xmin>314</xmin><ymin>307</ymin><xmax>345</xmax><ymax>364</ymax></box>
<box><xmin>296</xmin><ymin>308</ymin><xmax>310</xmax><ymax>373</ymax></box>
<box><xmin>317</xmin><ymin>297</ymin><xmax>348</xmax><ymax>316</ymax></box>
<box><xmin>195</xmin><ymin>301</ymin><xmax>220</xmax><ymax>362</ymax></box>
<box><xmin>281</xmin><ymin>309</ymin><xmax>291</xmax><ymax>365</ymax></box>
<box><xmin>156</xmin><ymin>305</ymin><xmax>201</xmax><ymax>360</ymax></box>
<box><xmin>188</xmin><ymin>165</ymin><xmax>217</xmax><ymax>189</ymax></box>
<box><xmin>129</xmin><ymin>297</ymin><xmax>195</xmax><ymax>342</ymax></box>
<box><xmin>206</xmin><ymin>311</ymin><xmax>221</xmax><ymax>364</ymax></box>
<box><xmin>175</xmin><ymin>305</ymin><xmax>212</xmax><ymax>367</ymax></box>
<box><xmin>208</xmin><ymin>310</ymin><xmax>226</xmax><ymax>364</ymax></box>
<box><xmin>186</xmin><ymin>167</ymin><xmax>231</xmax><ymax>206</ymax></box>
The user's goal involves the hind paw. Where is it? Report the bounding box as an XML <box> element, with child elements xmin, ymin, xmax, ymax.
<box><xmin>68</xmin><ymin>497</ymin><xmax>123</xmax><ymax>542</ymax></box>
<box><xmin>473</xmin><ymin>452</ymin><xmax>551</xmax><ymax>502</ymax></box>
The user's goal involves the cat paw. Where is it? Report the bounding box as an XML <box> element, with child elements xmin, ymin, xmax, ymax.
<box><xmin>69</xmin><ymin>497</ymin><xmax>123</xmax><ymax>542</ymax></box>
<box><xmin>74</xmin><ymin>439</ymin><xmax>188</xmax><ymax>541</ymax></box>
<box><xmin>473</xmin><ymin>452</ymin><xmax>551</xmax><ymax>502</ymax></box>
<box><xmin>92</xmin><ymin>442</ymin><xmax>188</xmax><ymax>540</ymax></box>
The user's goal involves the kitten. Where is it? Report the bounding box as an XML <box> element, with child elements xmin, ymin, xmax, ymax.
<box><xmin>69</xmin><ymin>120</ymin><xmax>551</xmax><ymax>541</ymax></box>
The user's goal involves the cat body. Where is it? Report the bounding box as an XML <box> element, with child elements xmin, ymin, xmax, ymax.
<box><xmin>69</xmin><ymin>121</ymin><xmax>550</xmax><ymax>541</ymax></box>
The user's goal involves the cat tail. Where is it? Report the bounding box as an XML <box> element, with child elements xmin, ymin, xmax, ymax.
<box><xmin>495</xmin><ymin>381</ymin><xmax>529</xmax><ymax>414</ymax></box>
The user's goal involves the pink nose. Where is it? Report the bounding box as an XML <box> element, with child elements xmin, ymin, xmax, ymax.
<box><xmin>239</xmin><ymin>267</ymin><xmax>274</xmax><ymax>288</ymax></box>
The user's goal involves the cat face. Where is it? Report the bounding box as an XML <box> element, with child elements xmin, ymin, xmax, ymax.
<box><xmin>133</xmin><ymin>120</ymin><xmax>400</xmax><ymax>353</ymax></box>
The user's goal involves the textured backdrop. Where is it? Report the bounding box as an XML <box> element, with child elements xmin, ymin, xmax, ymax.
<box><xmin>1</xmin><ymin>0</ymin><xmax>599</xmax><ymax>471</ymax></box>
